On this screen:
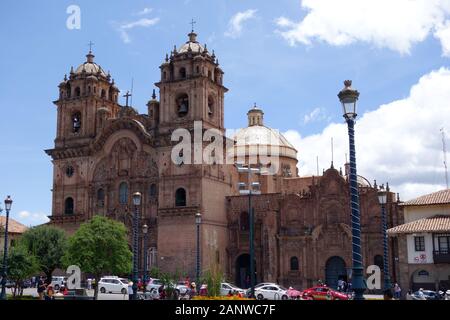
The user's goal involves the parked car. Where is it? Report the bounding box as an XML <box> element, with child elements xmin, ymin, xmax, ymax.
<box><xmin>98</xmin><ymin>276</ymin><xmax>128</xmax><ymax>294</ymax></box>
<box><xmin>220</xmin><ymin>282</ymin><xmax>246</xmax><ymax>296</ymax></box>
<box><xmin>301</xmin><ymin>286</ymin><xmax>350</xmax><ymax>300</ymax></box>
<box><xmin>146</xmin><ymin>278</ymin><xmax>165</xmax><ymax>292</ymax></box>
<box><xmin>175</xmin><ymin>281</ymin><xmax>189</xmax><ymax>295</ymax></box>
<box><xmin>5</xmin><ymin>280</ymin><xmax>16</xmax><ymax>289</ymax></box>
<box><xmin>412</xmin><ymin>290</ymin><xmax>442</xmax><ymax>300</ymax></box>
<box><xmin>254</xmin><ymin>284</ymin><xmax>289</xmax><ymax>300</ymax></box>
<box><xmin>245</xmin><ymin>282</ymin><xmax>278</xmax><ymax>297</ymax></box>
<box><xmin>51</xmin><ymin>276</ymin><xmax>67</xmax><ymax>291</ymax></box>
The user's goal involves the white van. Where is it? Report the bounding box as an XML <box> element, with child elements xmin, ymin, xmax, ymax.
<box><xmin>51</xmin><ymin>276</ymin><xmax>66</xmax><ymax>290</ymax></box>
<box><xmin>98</xmin><ymin>277</ymin><xmax>128</xmax><ymax>294</ymax></box>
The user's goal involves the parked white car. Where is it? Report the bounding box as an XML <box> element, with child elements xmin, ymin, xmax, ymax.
<box><xmin>51</xmin><ymin>276</ymin><xmax>66</xmax><ymax>290</ymax></box>
<box><xmin>146</xmin><ymin>278</ymin><xmax>165</xmax><ymax>292</ymax></box>
<box><xmin>254</xmin><ymin>284</ymin><xmax>289</xmax><ymax>300</ymax></box>
<box><xmin>245</xmin><ymin>282</ymin><xmax>278</xmax><ymax>297</ymax></box>
<box><xmin>98</xmin><ymin>276</ymin><xmax>128</xmax><ymax>294</ymax></box>
<box><xmin>220</xmin><ymin>282</ymin><xmax>246</xmax><ymax>296</ymax></box>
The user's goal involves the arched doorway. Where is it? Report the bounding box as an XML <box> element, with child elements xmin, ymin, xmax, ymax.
<box><xmin>236</xmin><ymin>254</ymin><xmax>251</xmax><ymax>289</ymax></box>
<box><xmin>411</xmin><ymin>269</ymin><xmax>435</xmax><ymax>291</ymax></box>
<box><xmin>325</xmin><ymin>256</ymin><xmax>347</xmax><ymax>289</ymax></box>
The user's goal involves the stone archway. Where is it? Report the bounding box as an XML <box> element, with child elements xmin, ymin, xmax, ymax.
<box><xmin>411</xmin><ymin>269</ymin><xmax>436</xmax><ymax>291</ymax></box>
<box><xmin>325</xmin><ymin>256</ymin><xmax>347</xmax><ymax>289</ymax></box>
<box><xmin>235</xmin><ymin>254</ymin><xmax>251</xmax><ymax>289</ymax></box>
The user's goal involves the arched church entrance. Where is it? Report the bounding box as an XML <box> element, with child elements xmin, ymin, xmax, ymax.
<box><xmin>236</xmin><ymin>254</ymin><xmax>251</xmax><ymax>289</ymax></box>
<box><xmin>325</xmin><ymin>256</ymin><xmax>347</xmax><ymax>289</ymax></box>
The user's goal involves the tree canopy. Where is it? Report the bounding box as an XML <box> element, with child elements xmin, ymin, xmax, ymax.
<box><xmin>19</xmin><ymin>225</ymin><xmax>67</xmax><ymax>281</ymax></box>
<box><xmin>7</xmin><ymin>245</ymin><xmax>39</xmax><ymax>296</ymax></box>
<box><xmin>63</xmin><ymin>215</ymin><xmax>132</xmax><ymax>299</ymax></box>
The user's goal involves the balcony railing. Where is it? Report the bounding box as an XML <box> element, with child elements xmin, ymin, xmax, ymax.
<box><xmin>433</xmin><ymin>249</ymin><xmax>450</xmax><ymax>264</ymax></box>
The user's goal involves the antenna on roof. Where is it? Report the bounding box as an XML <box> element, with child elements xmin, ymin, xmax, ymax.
<box><xmin>331</xmin><ymin>137</ymin><xmax>334</xmax><ymax>168</ymax></box>
<box><xmin>130</xmin><ymin>78</ymin><xmax>134</xmax><ymax>108</ymax></box>
<box><xmin>441</xmin><ymin>128</ymin><xmax>449</xmax><ymax>189</ymax></box>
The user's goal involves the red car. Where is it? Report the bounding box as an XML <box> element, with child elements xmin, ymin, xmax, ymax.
<box><xmin>301</xmin><ymin>286</ymin><xmax>350</xmax><ymax>300</ymax></box>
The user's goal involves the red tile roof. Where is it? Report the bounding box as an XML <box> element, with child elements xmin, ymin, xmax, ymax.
<box><xmin>387</xmin><ymin>215</ymin><xmax>450</xmax><ymax>234</ymax></box>
<box><xmin>400</xmin><ymin>189</ymin><xmax>450</xmax><ymax>207</ymax></box>
<box><xmin>0</xmin><ymin>216</ymin><xmax>28</xmax><ymax>234</ymax></box>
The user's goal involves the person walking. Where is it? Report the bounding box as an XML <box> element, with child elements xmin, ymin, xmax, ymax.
<box><xmin>37</xmin><ymin>276</ymin><xmax>46</xmax><ymax>300</ymax></box>
<box><xmin>393</xmin><ymin>283</ymin><xmax>402</xmax><ymax>299</ymax></box>
<box><xmin>128</xmin><ymin>281</ymin><xmax>134</xmax><ymax>300</ymax></box>
<box><xmin>87</xmin><ymin>278</ymin><xmax>92</xmax><ymax>290</ymax></box>
<box><xmin>45</xmin><ymin>285</ymin><xmax>55</xmax><ymax>300</ymax></box>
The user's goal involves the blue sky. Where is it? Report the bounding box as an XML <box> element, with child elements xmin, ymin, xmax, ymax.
<box><xmin>1</xmin><ymin>0</ymin><xmax>450</xmax><ymax>226</ymax></box>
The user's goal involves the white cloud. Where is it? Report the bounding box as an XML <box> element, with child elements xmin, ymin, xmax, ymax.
<box><xmin>276</xmin><ymin>0</ymin><xmax>450</xmax><ymax>56</ymax></box>
<box><xmin>18</xmin><ymin>211</ymin><xmax>30</xmax><ymax>218</ymax></box>
<box><xmin>303</xmin><ymin>107</ymin><xmax>330</xmax><ymax>124</ymax></box>
<box><xmin>284</xmin><ymin>67</ymin><xmax>450</xmax><ymax>201</ymax></box>
<box><xmin>225</xmin><ymin>9</ymin><xmax>257</xmax><ymax>38</ymax></box>
<box><xmin>117</xmin><ymin>18</ymin><xmax>160</xmax><ymax>43</ymax></box>
<box><xmin>15</xmin><ymin>211</ymin><xmax>50</xmax><ymax>226</ymax></box>
<box><xmin>136</xmin><ymin>7</ymin><xmax>153</xmax><ymax>16</ymax></box>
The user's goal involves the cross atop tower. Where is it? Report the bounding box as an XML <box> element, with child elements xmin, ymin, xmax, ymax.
<box><xmin>190</xmin><ymin>19</ymin><xmax>196</xmax><ymax>32</ymax></box>
<box><xmin>123</xmin><ymin>91</ymin><xmax>132</xmax><ymax>107</ymax></box>
<box><xmin>87</xmin><ymin>41</ymin><xmax>95</xmax><ymax>53</ymax></box>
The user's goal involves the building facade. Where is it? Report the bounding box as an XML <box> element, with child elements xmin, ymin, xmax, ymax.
<box><xmin>388</xmin><ymin>189</ymin><xmax>450</xmax><ymax>292</ymax></box>
<box><xmin>46</xmin><ymin>31</ymin><xmax>401</xmax><ymax>289</ymax></box>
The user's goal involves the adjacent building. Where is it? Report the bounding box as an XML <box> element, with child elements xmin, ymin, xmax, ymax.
<box><xmin>0</xmin><ymin>216</ymin><xmax>28</xmax><ymax>250</ymax></box>
<box><xmin>388</xmin><ymin>189</ymin><xmax>450</xmax><ymax>292</ymax></box>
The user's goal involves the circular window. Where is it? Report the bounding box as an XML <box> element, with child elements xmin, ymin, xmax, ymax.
<box><xmin>66</xmin><ymin>166</ymin><xmax>74</xmax><ymax>177</ymax></box>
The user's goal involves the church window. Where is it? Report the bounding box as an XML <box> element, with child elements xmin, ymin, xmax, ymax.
<box><xmin>101</xmin><ymin>89</ymin><xmax>106</xmax><ymax>98</ymax></box>
<box><xmin>374</xmin><ymin>255</ymin><xmax>384</xmax><ymax>270</ymax></box>
<box><xmin>196</xmin><ymin>66</ymin><xmax>200</xmax><ymax>74</ymax></box>
<box><xmin>240</xmin><ymin>211</ymin><xmax>249</xmax><ymax>231</ymax></box>
<box><xmin>66</xmin><ymin>166</ymin><xmax>74</xmax><ymax>178</ymax></box>
<box><xmin>208</xmin><ymin>70</ymin><xmax>212</xmax><ymax>80</ymax></box>
<box><xmin>67</xmin><ymin>84</ymin><xmax>71</xmax><ymax>98</ymax></box>
<box><xmin>176</xmin><ymin>93</ymin><xmax>189</xmax><ymax>117</ymax></box>
<box><xmin>72</xmin><ymin>112</ymin><xmax>81</xmax><ymax>133</ymax></box>
<box><xmin>163</xmin><ymin>71</ymin><xmax>167</xmax><ymax>80</ymax></box>
<box><xmin>290</xmin><ymin>257</ymin><xmax>299</xmax><ymax>271</ymax></box>
<box><xmin>175</xmin><ymin>188</ymin><xmax>186</xmax><ymax>207</ymax></box>
<box><xmin>65</xmin><ymin>197</ymin><xmax>74</xmax><ymax>215</ymax></box>
<box><xmin>149</xmin><ymin>184</ymin><xmax>157</xmax><ymax>198</ymax></box>
<box><xmin>208</xmin><ymin>95</ymin><xmax>214</xmax><ymax>116</ymax></box>
<box><xmin>75</xmin><ymin>87</ymin><xmax>81</xmax><ymax>97</ymax></box>
<box><xmin>88</xmin><ymin>86</ymin><xmax>91</xmax><ymax>93</ymax></box>
<box><xmin>119</xmin><ymin>182</ymin><xmax>128</xmax><ymax>204</ymax></box>
<box><xmin>97</xmin><ymin>188</ymin><xmax>105</xmax><ymax>207</ymax></box>
<box><xmin>179</xmin><ymin>67</ymin><xmax>186</xmax><ymax>79</ymax></box>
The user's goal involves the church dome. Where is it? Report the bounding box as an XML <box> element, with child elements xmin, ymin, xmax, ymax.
<box><xmin>232</xmin><ymin>105</ymin><xmax>298</xmax><ymax>160</ymax></box>
<box><xmin>178</xmin><ymin>32</ymin><xmax>205</xmax><ymax>54</ymax></box>
<box><xmin>74</xmin><ymin>51</ymin><xmax>107</xmax><ymax>77</ymax></box>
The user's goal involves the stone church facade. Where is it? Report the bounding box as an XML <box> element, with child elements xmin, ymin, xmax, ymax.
<box><xmin>46</xmin><ymin>31</ymin><xmax>402</xmax><ymax>289</ymax></box>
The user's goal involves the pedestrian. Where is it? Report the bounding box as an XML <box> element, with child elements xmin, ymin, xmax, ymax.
<box><xmin>87</xmin><ymin>278</ymin><xmax>92</xmax><ymax>290</ymax></box>
<box><xmin>128</xmin><ymin>281</ymin><xmax>134</xmax><ymax>300</ymax></box>
<box><xmin>31</xmin><ymin>276</ymin><xmax>36</xmax><ymax>288</ymax></box>
<box><xmin>37</xmin><ymin>276</ymin><xmax>46</xmax><ymax>300</ymax></box>
<box><xmin>199</xmin><ymin>282</ymin><xmax>208</xmax><ymax>296</ymax></box>
<box><xmin>406</xmin><ymin>290</ymin><xmax>413</xmax><ymax>300</ymax></box>
<box><xmin>45</xmin><ymin>285</ymin><xmax>55</xmax><ymax>300</ymax></box>
<box><xmin>393</xmin><ymin>283</ymin><xmax>401</xmax><ymax>299</ymax></box>
<box><xmin>337</xmin><ymin>279</ymin><xmax>343</xmax><ymax>292</ymax></box>
<box><xmin>445</xmin><ymin>290</ymin><xmax>450</xmax><ymax>300</ymax></box>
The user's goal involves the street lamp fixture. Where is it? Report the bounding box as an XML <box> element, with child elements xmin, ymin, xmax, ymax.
<box><xmin>377</xmin><ymin>184</ymin><xmax>392</xmax><ymax>292</ymax></box>
<box><xmin>1</xmin><ymin>195</ymin><xmax>13</xmax><ymax>300</ymax></box>
<box><xmin>235</xmin><ymin>163</ymin><xmax>262</xmax><ymax>298</ymax></box>
<box><xmin>195</xmin><ymin>212</ymin><xmax>202</xmax><ymax>284</ymax></box>
<box><xmin>338</xmin><ymin>81</ymin><xmax>365</xmax><ymax>300</ymax></box>
<box><xmin>131</xmin><ymin>192</ymin><xmax>141</xmax><ymax>300</ymax></box>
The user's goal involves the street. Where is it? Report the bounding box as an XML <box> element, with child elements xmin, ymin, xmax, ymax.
<box><xmin>19</xmin><ymin>288</ymin><xmax>130</xmax><ymax>300</ymax></box>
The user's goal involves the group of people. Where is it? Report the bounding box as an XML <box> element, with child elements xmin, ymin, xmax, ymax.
<box><xmin>36</xmin><ymin>276</ymin><xmax>69</xmax><ymax>300</ymax></box>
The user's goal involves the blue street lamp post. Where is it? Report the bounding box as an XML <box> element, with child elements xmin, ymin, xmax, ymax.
<box><xmin>378</xmin><ymin>184</ymin><xmax>392</xmax><ymax>291</ymax></box>
<box><xmin>338</xmin><ymin>81</ymin><xmax>366</xmax><ymax>300</ymax></box>
<box><xmin>132</xmin><ymin>192</ymin><xmax>141</xmax><ymax>300</ymax></box>
<box><xmin>1</xmin><ymin>196</ymin><xmax>13</xmax><ymax>301</ymax></box>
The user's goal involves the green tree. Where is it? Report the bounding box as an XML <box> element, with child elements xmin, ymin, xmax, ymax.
<box><xmin>7</xmin><ymin>245</ymin><xmax>39</xmax><ymax>297</ymax></box>
<box><xmin>19</xmin><ymin>225</ymin><xmax>67</xmax><ymax>283</ymax></box>
<box><xmin>62</xmin><ymin>216</ymin><xmax>132</xmax><ymax>300</ymax></box>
